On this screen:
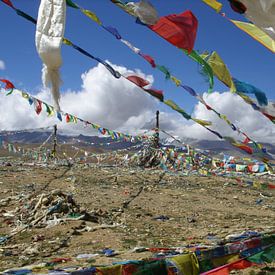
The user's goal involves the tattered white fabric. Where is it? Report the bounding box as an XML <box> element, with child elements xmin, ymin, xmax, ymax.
<box><xmin>35</xmin><ymin>0</ymin><xmax>66</xmax><ymax>111</ymax></box>
<box><xmin>126</xmin><ymin>0</ymin><xmax>159</xmax><ymax>25</ymax></box>
<box><xmin>240</xmin><ymin>0</ymin><xmax>275</xmax><ymax>40</ymax></box>
<box><xmin>121</xmin><ymin>39</ymin><xmax>141</xmax><ymax>54</ymax></box>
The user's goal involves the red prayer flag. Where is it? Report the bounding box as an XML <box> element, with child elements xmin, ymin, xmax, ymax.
<box><xmin>205</xmin><ymin>104</ymin><xmax>212</xmax><ymax>110</ymax></box>
<box><xmin>2</xmin><ymin>0</ymin><xmax>15</xmax><ymax>8</ymax></box>
<box><xmin>144</xmin><ymin>88</ymin><xmax>164</xmax><ymax>102</ymax></box>
<box><xmin>66</xmin><ymin>114</ymin><xmax>71</xmax><ymax>123</ymax></box>
<box><xmin>243</xmin><ymin>136</ymin><xmax>250</xmax><ymax>144</ymax></box>
<box><xmin>263</xmin><ymin>112</ymin><xmax>275</xmax><ymax>123</ymax></box>
<box><xmin>202</xmin><ymin>259</ymin><xmax>254</xmax><ymax>275</ymax></box>
<box><xmin>99</xmin><ymin>128</ymin><xmax>107</xmax><ymax>135</ymax></box>
<box><xmin>149</xmin><ymin>10</ymin><xmax>198</xmax><ymax>53</ymax></box>
<box><xmin>230</xmin><ymin>259</ymin><xmax>254</xmax><ymax>270</ymax></box>
<box><xmin>0</xmin><ymin>79</ymin><xmax>15</xmax><ymax>90</ymax></box>
<box><xmin>234</xmin><ymin>144</ymin><xmax>253</xmax><ymax>154</ymax></box>
<box><xmin>35</xmin><ymin>100</ymin><xmax>42</xmax><ymax>115</ymax></box>
<box><xmin>139</xmin><ymin>53</ymin><xmax>156</xmax><ymax>67</ymax></box>
<box><xmin>126</xmin><ymin>75</ymin><xmax>150</xmax><ymax>88</ymax></box>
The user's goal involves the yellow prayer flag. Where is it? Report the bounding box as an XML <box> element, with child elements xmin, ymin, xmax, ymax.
<box><xmin>202</xmin><ymin>0</ymin><xmax>223</xmax><ymax>13</ymax></box>
<box><xmin>170</xmin><ymin>253</ymin><xmax>199</xmax><ymax>275</ymax></box>
<box><xmin>212</xmin><ymin>254</ymin><xmax>239</xmax><ymax>267</ymax></box>
<box><xmin>230</xmin><ymin>20</ymin><xmax>275</xmax><ymax>53</ymax></box>
<box><xmin>21</xmin><ymin>92</ymin><xmax>29</xmax><ymax>99</ymax></box>
<box><xmin>206</xmin><ymin>51</ymin><xmax>236</xmax><ymax>91</ymax></box>
<box><xmin>170</xmin><ymin>76</ymin><xmax>181</xmax><ymax>86</ymax></box>
<box><xmin>193</xmin><ymin>118</ymin><xmax>212</xmax><ymax>126</ymax></box>
<box><xmin>220</xmin><ymin>114</ymin><xmax>232</xmax><ymax>126</ymax></box>
<box><xmin>236</xmin><ymin>92</ymin><xmax>254</xmax><ymax>104</ymax></box>
<box><xmin>253</xmin><ymin>181</ymin><xmax>261</xmax><ymax>188</ymax></box>
<box><xmin>81</xmin><ymin>9</ymin><xmax>102</xmax><ymax>25</ymax></box>
<box><xmin>63</xmin><ymin>38</ymin><xmax>73</xmax><ymax>46</ymax></box>
<box><xmin>48</xmin><ymin>106</ymin><xmax>55</xmax><ymax>117</ymax></box>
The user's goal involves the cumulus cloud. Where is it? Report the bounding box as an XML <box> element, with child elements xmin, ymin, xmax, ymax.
<box><xmin>0</xmin><ymin>63</ymin><xmax>159</xmax><ymax>135</ymax></box>
<box><xmin>0</xmin><ymin>59</ymin><xmax>5</xmax><ymax>70</ymax></box>
<box><xmin>0</xmin><ymin>62</ymin><xmax>274</xmax><ymax>145</ymax></box>
<box><xmin>169</xmin><ymin>92</ymin><xmax>275</xmax><ymax>144</ymax></box>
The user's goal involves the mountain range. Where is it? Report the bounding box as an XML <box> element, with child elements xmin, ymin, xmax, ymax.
<box><xmin>1</xmin><ymin>131</ymin><xmax>275</xmax><ymax>159</ymax></box>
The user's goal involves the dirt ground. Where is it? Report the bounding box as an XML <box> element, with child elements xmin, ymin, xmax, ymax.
<box><xmin>0</xmin><ymin>161</ymin><xmax>274</xmax><ymax>273</ymax></box>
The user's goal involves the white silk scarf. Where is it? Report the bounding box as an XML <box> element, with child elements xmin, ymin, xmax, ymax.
<box><xmin>36</xmin><ymin>0</ymin><xmax>66</xmax><ymax>111</ymax></box>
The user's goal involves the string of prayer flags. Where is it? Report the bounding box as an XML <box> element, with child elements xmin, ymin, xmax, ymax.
<box><xmin>124</xmin><ymin>75</ymin><xmax>214</xmax><ymax>126</ymax></box>
<box><xmin>66</xmin><ymin>0</ymin><xmax>226</xmax><ymax>128</ymax></box>
<box><xmin>164</xmin><ymin>100</ymin><xmax>212</xmax><ymax>127</ymax></box>
<box><xmin>65</xmin><ymin>0</ymin><xmax>254</xmax><ymax>138</ymax></box>
<box><xmin>65</xmin><ymin>0</ymin><xmax>259</xmax><ymax>142</ymax></box>
<box><xmin>1</xmin><ymin>0</ymin><xmax>122</xmax><ymax>83</ymax></box>
<box><xmin>0</xmin><ymin>78</ymin><xmax>219</xmax><ymax>154</ymax></box>
<box><xmin>1</xmin><ymin>139</ymin><xmax>50</xmax><ymax>162</ymax></box>
<box><xmin>0</xmin><ymin>79</ymin><xmax>145</xmax><ymax>143</ymax></box>
<box><xmin>201</xmin><ymin>52</ymin><xmax>275</xmax><ymax>124</ymax></box>
<box><xmin>109</xmin><ymin>0</ymin><xmax>214</xmax><ymax>92</ymax></box>
<box><xmin>0</xmin><ymin>0</ymin><xmax>38</xmax><ymax>25</ymax></box>
<box><xmin>204</xmin><ymin>51</ymin><xmax>269</xmax><ymax>108</ymax></box>
<box><xmin>201</xmin><ymin>0</ymin><xmax>275</xmax><ymax>52</ymax></box>
<box><xmin>1</xmin><ymin>1</ymin><xmax>272</xmax><ymax>161</ymax></box>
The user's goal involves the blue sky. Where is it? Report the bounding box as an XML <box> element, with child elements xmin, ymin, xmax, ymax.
<box><xmin>0</xmin><ymin>0</ymin><xmax>274</xmax><ymax>122</ymax></box>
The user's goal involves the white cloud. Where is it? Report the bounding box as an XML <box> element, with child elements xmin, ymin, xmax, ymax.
<box><xmin>0</xmin><ymin>63</ymin><xmax>159</xmax><ymax>136</ymax></box>
<box><xmin>0</xmin><ymin>62</ymin><xmax>274</xmax><ymax>145</ymax></box>
<box><xmin>0</xmin><ymin>60</ymin><xmax>5</xmax><ymax>70</ymax></box>
<box><xmin>167</xmin><ymin>92</ymin><xmax>275</xmax><ymax>144</ymax></box>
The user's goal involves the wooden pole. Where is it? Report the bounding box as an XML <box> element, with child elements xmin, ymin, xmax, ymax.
<box><xmin>155</xmin><ymin>110</ymin><xmax>160</xmax><ymax>147</ymax></box>
<box><xmin>51</xmin><ymin>124</ymin><xmax>57</xmax><ymax>158</ymax></box>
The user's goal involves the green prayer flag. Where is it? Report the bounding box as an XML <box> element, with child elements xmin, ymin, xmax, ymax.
<box><xmin>66</xmin><ymin>0</ymin><xmax>79</xmax><ymax>9</ymax></box>
<box><xmin>157</xmin><ymin>65</ymin><xmax>171</xmax><ymax>80</ymax></box>
<box><xmin>184</xmin><ymin>50</ymin><xmax>214</xmax><ymax>93</ymax></box>
<box><xmin>248</xmin><ymin>246</ymin><xmax>275</xmax><ymax>264</ymax></box>
<box><xmin>164</xmin><ymin>99</ymin><xmax>191</xmax><ymax>120</ymax></box>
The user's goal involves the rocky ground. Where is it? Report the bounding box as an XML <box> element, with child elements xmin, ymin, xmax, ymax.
<box><xmin>0</xmin><ymin>161</ymin><xmax>274</xmax><ymax>273</ymax></box>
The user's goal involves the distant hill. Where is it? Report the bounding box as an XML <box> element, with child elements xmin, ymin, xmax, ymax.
<box><xmin>1</xmin><ymin>131</ymin><xmax>275</xmax><ymax>160</ymax></box>
<box><xmin>1</xmin><ymin>131</ymin><xmax>137</xmax><ymax>151</ymax></box>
